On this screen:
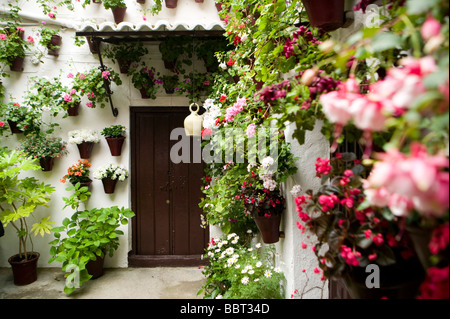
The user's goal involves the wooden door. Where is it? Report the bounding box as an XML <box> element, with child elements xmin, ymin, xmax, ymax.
<box><xmin>129</xmin><ymin>107</ymin><xmax>208</xmax><ymax>267</ymax></box>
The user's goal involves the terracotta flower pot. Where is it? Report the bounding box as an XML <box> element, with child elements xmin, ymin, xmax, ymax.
<box><xmin>73</xmin><ymin>178</ymin><xmax>92</xmax><ymax>190</ymax></box>
<box><xmin>136</xmin><ymin>0</ymin><xmax>146</xmax><ymax>3</ymax></box>
<box><xmin>405</xmin><ymin>225</ymin><xmax>433</xmax><ymax>271</ymax></box>
<box><xmin>47</xmin><ymin>34</ymin><xmax>62</xmax><ymax>56</ymax></box>
<box><xmin>139</xmin><ymin>88</ymin><xmax>150</xmax><ymax>99</ymax></box>
<box><xmin>111</xmin><ymin>6</ymin><xmax>127</xmax><ymax>24</ymax></box>
<box><xmin>8</xmin><ymin>252</ymin><xmax>40</xmax><ymax>286</ymax></box>
<box><xmin>195</xmin><ymin>0</ymin><xmax>204</xmax><ymax>3</ymax></box>
<box><xmin>117</xmin><ymin>58</ymin><xmax>131</xmax><ymax>74</ymax></box>
<box><xmin>102</xmin><ymin>177</ymin><xmax>118</xmax><ymax>194</ymax></box>
<box><xmin>254</xmin><ymin>214</ymin><xmax>281</xmax><ymax>244</ymax></box>
<box><xmin>7</xmin><ymin>120</ymin><xmax>23</xmax><ymax>134</ymax></box>
<box><xmin>165</xmin><ymin>0</ymin><xmax>178</xmax><ymax>9</ymax></box>
<box><xmin>10</xmin><ymin>56</ymin><xmax>24</xmax><ymax>72</ymax></box>
<box><xmin>106</xmin><ymin>137</ymin><xmax>125</xmax><ymax>156</ymax></box>
<box><xmin>39</xmin><ymin>156</ymin><xmax>54</xmax><ymax>172</ymax></box>
<box><xmin>67</xmin><ymin>102</ymin><xmax>80</xmax><ymax>116</ymax></box>
<box><xmin>77</xmin><ymin>141</ymin><xmax>95</xmax><ymax>159</ymax></box>
<box><xmin>86</xmin><ymin>255</ymin><xmax>105</xmax><ymax>279</ymax></box>
<box><xmin>342</xmin><ymin>256</ymin><xmax>425</xmax><ymax>299</ymax></box>
<box><xmin>86</xmin><ymin>37</ymin><xmax>99</xmax><ymax>54</ymax></box>
<box><xmin>301</xmin><ymin>0</ymin><xmax>345</xmax><ymax>32</ymax></box>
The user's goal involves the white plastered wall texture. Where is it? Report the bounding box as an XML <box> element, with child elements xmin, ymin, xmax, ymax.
<box><xmin>0</xmin><ymin>0</ymin><xmax>218</xmax><ymax>268</ymax></box>
<box><xmin>0</xmin><ymin>0</ymin><xmax>372</xmax><ymax>300</ymax></box>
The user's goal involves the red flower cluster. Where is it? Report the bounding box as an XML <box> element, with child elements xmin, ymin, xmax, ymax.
<box><xmin>315</xmin><ymin>157</ymin><xmax>331</xmax><ymax>177</ymax></box>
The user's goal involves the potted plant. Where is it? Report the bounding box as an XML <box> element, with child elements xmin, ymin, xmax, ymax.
<box><xmin>38</xmin><ymin>26</ymin><xmax>61</xmax><ymax>56</ymax></box>
<box><xmin>162</xmin><ymin>74</ymin><xmax>179</xmax><ymax>94</ymax></box>
<box><xmin>60</xmin><ymin>159</ymin><xmax>93</xmax><ymax>189</ymax></box>
<box><xmin>68</xmin><ymin>129</ymin><xmax>101</xmax><ymax>159</ymax></box>
<box><xmin>49</xmin><ymin>183</ymin><xmax>135</xmax><ymax>294</ymax></box>
<box><xmin>158</xmin><ymin>37</ymin><xmax>192</xmax><ymax>71</ymax></box>
<box><xmin>129</xmin><ymin>63</ymin><xmax>162</xmax><ymax>99</ymax></box>
<box><xmin>102</xmin><ymin>0</ymin><xmax>127</xmax><ymax>24</ymax></box>
<box><xmin>72</xmin><ymin>66</ymin><xmax>122</xmax><ymax>109</ymax></box>
<box><xmin>19</xmin><ymin>133</ymin><xmax>68</xmax><ymax>171</ymax></box>
<box><xmin>103</xmin><ymin>42</ymin><xmax>148</xmax><ymax>74</ymax></box>
<box><xmin>0</xmin><ymin>101</ymin><xmax>41</xmax><ymax>135</ymax></box>
<box><xmin>0</xmin><ymin>26</ymin><xmax>29</xmax><ymax>72</ymax></box>
<box><xmin>93</xmin><ymin>163</ymin><xmax>129</xmax><ymax>194</ymax></box>
<box><xmin>199</xmin><ymin>233</ymin><xmax>285</xmax><ymax>299</ymax></box>
<box><xmin>301</xmin><ymin>0</ymin><xmax>346</xmax><ymax>32</ymax></box>
<box><xmin>101</xmin><ymin>124</ymin><xmax>126</xmax><ymax>156</ymax></box>
<box><xmin>0</xmin><ymin>148</ymin><xmax>55</xmax><ymax>285</ymax></box>
<box><xmin>295</xmin><ymin>153</ymin><xmax>426</xmax><ymax>298</ymax></box>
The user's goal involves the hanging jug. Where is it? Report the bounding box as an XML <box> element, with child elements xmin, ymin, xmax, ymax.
<box><xmin>184</xmin><ymin>103</ymin><xmax>203</xmax><ymax>136</ymax></box>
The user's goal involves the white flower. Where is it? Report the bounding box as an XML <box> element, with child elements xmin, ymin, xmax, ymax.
<box><xmin>241</xmin><ymin>276</ymin><xmax>249</xmax><ymax>285</ymax></box>
<box><xmin>274</xmin><ymin>267</ymin><xmax>281</xmax><ymax>273</ymax></box>
<box><xmin>255</xmin><ymin>243</ymin><xmax>262</xmax><ymax>249</ymax></box>
<box><xmin>240</xmin><ymin>33</ymin><xmax>248</xmax><ymax>42</ymax></box>
<box><xmin>248</xmin><ymin>270</ymin><xmax>255</xmax><ymax>275</ymax></box>
<box><xmin>227</xmin><ymin>233</ymin><xmax>236</xmax><ymax>240</ymax></box>
<box><xmin>216</xmin><ymin>294</ymin><xmax>223</xmax><ymax>299</ymax></box>
<box><xmin>68</xmin><ymin>129</ymin><xmax>100</xmax><ymax>144</ymax></box>
<box><xmin>290</xmin><ymin>185</ymin><xmax>303</xmax><ymax>197</ymax></box>
<box><xmin>264</xmin><ymin>270</ymin><xmax>272</xmax><ymax>278</ymax></box>
<box><xmin>94</xmin><ymin>163</ymin><xmax>129</xmax><ymax>181</ymax></box>
<box><xmin>261</xmin><ymin>156</ymin><xmax>274</xmax><ymax>168</ymax></box>
<box><xmin>256</xmin><ymin>261</ymin><xmax>262</xmax><ymax>267</ymax></box>
<box><xmin>225</xmin><ymin>247</ymin><xmax>234</xmax><ymax>255</ymax></box>
<box><xmin>247</xmin><ymin>229</ymin><xmax>253</xmax><ymax>234</ymax></box>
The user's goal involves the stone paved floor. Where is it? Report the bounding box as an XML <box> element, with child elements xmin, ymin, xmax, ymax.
<box><xmin>0</xmin><ymin>267</ymin><xmax>206</xmax><ymax>299</ymax></box>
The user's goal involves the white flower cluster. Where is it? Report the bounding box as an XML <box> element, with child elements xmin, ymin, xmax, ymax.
<box><xmin>290</xmin><ymin>185</ymin><xmax>303</xmax><ymax>197</ymax></box>
<box><xmin>259</xmin><ymin>156</ymin><xmax>277</xmax><ymax>191</ymax></box>
<box><xmin>68</xmin><ymin>129</ymin><xmax>101</xmax><ymax>144</ymax></box>
<box><xmin>93</xmin><ymin>163</ymin><xmax>129</xmax><ymax>181</ymax></box>
<box><xmin>202</xmin><ymin>98</ymin><xmax>221</xmax><ymax>130</ymax></box>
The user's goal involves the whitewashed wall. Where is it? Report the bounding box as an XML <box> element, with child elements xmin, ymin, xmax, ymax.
<box><xmin>0</xmin><ymin>0</ymin><xmax>370</xmax><ymax>300</ymax></box>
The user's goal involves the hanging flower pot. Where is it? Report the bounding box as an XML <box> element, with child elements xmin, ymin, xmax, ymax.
<box><xmin>102</xmin><ymin>177</ymin><xmax>118</xmax><ymax>194</ymax></box>
<box><xmin>195</xmin><ymin>0</ymin><xmax>204</xmax><ymax>3</ymax></box>
<box><xmin>39</xmin><ymin>156</ymin><xmax>54</xmax><ymax>172</ymax></box>
<box><xmin>10</xmin><ymin>56</ymin><xmax>24</xmax><ymax>72</ymax></box>
<box><xmin>47</xmin><ymin>34</ymin><xmax>62</xmax><ymax>56</ymax></box>
<box><xmin>7</xmin><ymin>120</ymin><xmax>23</xmax><ymax>134</ymax></box>
<box><xmin>301</xmin><ymin>0</ymin><xmax>345</xmax><ymax>32</ymax></box>
<box><xmin>111</xmin><ymin>6</ymin><xmax>127</xmax><ymax>24</ymax></box>
<box><xmin>77</xmin><ymin>141</ymin><xmax>95</xmax><ymax>159</ymax></box>
<box><xmin>86</xmin><ymin>255</ymin><xmax>105</xmax><ymax>279</ymax></box>
<box><xmin>165</xmin><ymin>0</ymin><xmax>178</xmax><ymax>9</ymax></box>
<box><xmin>117</xmin><ymin>58</ymin><xmax>131</xmax><ymax>74</ymax></box>
<box><xmin>86</xmin><ymin>37</ymin><xmax>99</xmax><ymax>54</ymax></box>
<box><xmin>8</xmin><ymin>252</ymin><xmax>40</xmax><ymax>286</ymax></box>
<box><xmin>405</xmin><ymin>225</ymin><xmax>434</xmax><ymax>271</ymax></box>
<box><xmin>254</xmin><ymin>214</ymin><xmax>282</xmax><ymax>244</ymax></box>
<box><xmin>136</xmin><ymin>0</ymin><xmax>145</xmax><ymax>3</ymax></box>
<box><xmin>106</xmin><ymin>137</ymin><xmax>125</xmax><ymax>156</ymax></box>
<box><xmin>67</xmin><ymin>102</ymin><xmax>80</xmax><ymax>116</ymax></box>
<box><xmin>342</xmin><ymin>255</ymin><xmax>425</xmax><ymax>299</ymax></box>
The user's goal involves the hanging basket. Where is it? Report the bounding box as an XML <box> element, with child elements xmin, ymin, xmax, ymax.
<box><xmin>106</xmin><ymin>137</ymin><xmax>125</xmax><ymax>156</ymax></box>
<box><xmin>165</xmin><ymin>0</ymin><xmax>178</xmax><ymax>9</ymax></box>
<box><xmin>117</xmin><ymin>58</ymin><xmax>131</xmax><ymax>74</ymax></box>
<box><xmin>10</xmin><ymin>56</ymin><xmax>24</xmax><ymax>72</ymax></box>
<box><xmin>77</xmin><ymin>141</ymin><xmax>95</xmax><ymax>159</ymax></box>
<box><xmin>39</xmin><ymin>156</ymin><xmax>54</xmax><ymax>172</ymax></box>
<box><xmin>7</xmin><ymin>120</ymin><xmax>23</xmax><ymax>134</ymax></box>
<box><xmin>102</xmin><ymin>177</ymin><xmax>118</xmax><ymax>194</ymax></box>
<box><xmin>301</xmin><ymin>0</ymin><xmax>345</xmax><ymax>32</ymax></box>
<box><xmin>47</xmin><ymin>34</ymin><xmax>62</xmax><ymax>56</ymax></box>
<box><xmin>342</xmin><ymin>256</ymin><xmax>425</xmax><ymax>299</ymax></box>
<box><xmin>111</xmin><ymin>6</ymin><xmax>127</xmax><ymax>24</ymax></box>
<box><xmin>67</xmin><ymin>102</ymin><xmax>80</xmax><ymax>116</ymax></box>
<box><xmin>405</xmin><ymin>225</ymin><xmax>434</xmax><ymax>271</ymax></box>
<box><xmin>254</xmin><ymin>214</ymin><xmax>282</xmax><ymax>244</ymax></box>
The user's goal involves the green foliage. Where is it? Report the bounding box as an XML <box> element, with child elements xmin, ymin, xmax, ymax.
<box><xmin>0</xmin><ymin>101</ymin><xmax>42</xmax><ymax>135</ymax></box>
<box><xmin>20</xmin><ymin>133</ymin><xmax>68</xmax><ymax>160</ymax></box>
<box><xmin>101</xmin><ymin>124</ymin><xmax>126</xmax><ymax>138</ymax></box>
<box><xmin>0</xmin><ymin>148</ymin><xmax>55</xmax><ymax>259</ymax></box>
<box><xmin>49</xmin><ymin>185</ymin><xmax>135</xmax><ymax>294</ymax></box>
<box><xmin>72</xmin><ymin>66</ymin><xmax>122</xmax><ymax>109</ymax></box>
<box><xmin>102</xmin><ymin>0</ymin><xmax>126</xmax><ymax>10</ymax></box>
<box><xmin>38</xmin><ymin>27</ymin><xmax>60</xmax><ymax>50</ymax></box>
<box><xmin>128</xmin><ymin>63</ymin><xmax>161</xmax><ymax>99</ymax></box>
<box><xmin>199</xmin><ymin>233</ymin><xmax>285</xmax><ymax>299</ymax></box>
<box><xmin>103</xmin><ymin>42</ymin><xmax>148</xmax><ymax>66</ymax></box>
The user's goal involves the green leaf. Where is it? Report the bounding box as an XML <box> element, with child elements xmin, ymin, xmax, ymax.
<box><xmin>406</xmin><ymin>0</ymin><xmax>439</xmax><ymax>14</ymax></box>
<box><xmin>371</xmin><ymin>33</ymin><xmax>401</xmax><ymax>52</ymax></box>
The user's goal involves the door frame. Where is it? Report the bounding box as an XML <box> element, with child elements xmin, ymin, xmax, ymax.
<box><xmin>128</xmin><ymin>107</ymin><xmax>209</xmax><ymax>267</ymax></box>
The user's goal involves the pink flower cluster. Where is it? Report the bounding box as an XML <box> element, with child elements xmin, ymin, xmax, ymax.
<box><xmin>418</xmin><ymin>266</ymin><xmax>449</xmax><ymax>299</ymax></box>
<box><xmin>283</xmin><ymin>26</ymin><xmax>321</xmax><ymax>58</ymax></box>
<box><xmin>224</xmin><ymin>97</ymin><xmax>246</xmax><ymax>122</ymax></box>
<box><xmin>364</xmin><ymin>143</ymin><xmax>449</xmax><ymax>218</ymax></box>
<box><xmin>315</xmin><ymin>157</ymin><xmax>332</xmax><ymax>177</ymax></box>
<box><xmin>320</xmin><ymin>57</ymin><xmax>438</xmax><ymax>133</ymax></box>
<box><xmin>318</xmin><ymin>194</ymin><xmax>339</xmax><ymax>212</ymax></box>
<box><xmin>340</xmin><ymin>245</ymin><xmax>361</xmax><ymax>266</ymax></box>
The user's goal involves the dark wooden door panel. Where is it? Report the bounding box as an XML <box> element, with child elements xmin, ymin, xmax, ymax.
<box><xmin>130</xmin><ymin>107</ymin><xmax>208</xmax><ymax>266</ymax></box>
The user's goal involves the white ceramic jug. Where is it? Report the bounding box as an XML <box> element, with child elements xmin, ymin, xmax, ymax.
<box><xmin>184</xmin><ymin>103</ymin><xmax>203</xmax><ymax>136</ymax></box>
